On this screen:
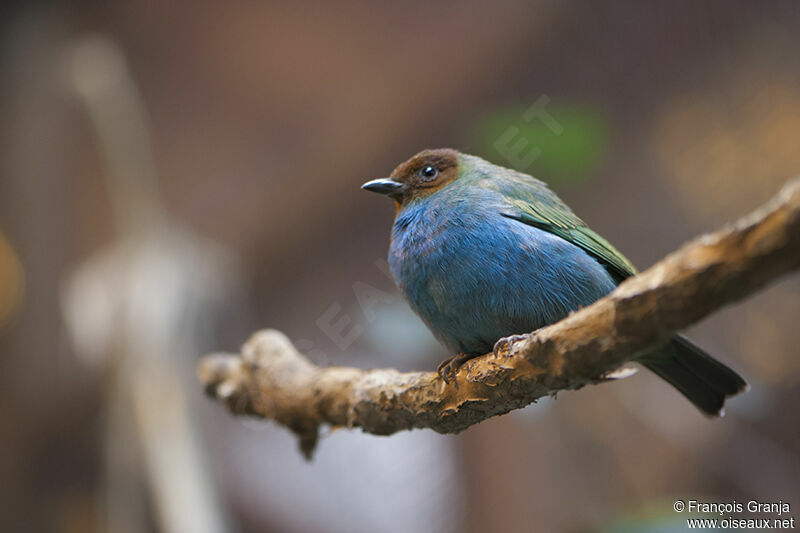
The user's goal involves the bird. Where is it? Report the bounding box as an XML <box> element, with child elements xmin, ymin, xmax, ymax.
<box><xmin>362</xmin><ymin>148</ymin><xmax>747</xmax><ymax>415</ymax></box>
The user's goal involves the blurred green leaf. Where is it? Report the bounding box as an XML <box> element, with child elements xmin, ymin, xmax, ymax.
<box><xmin>475</xmin><ymin>103</ymin><xmax>609</xmax><ymax>186</ymax></box>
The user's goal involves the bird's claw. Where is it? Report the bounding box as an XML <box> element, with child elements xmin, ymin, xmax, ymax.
<box><xmin>436</xmin><ymin>354</ymin><xmax>475</xmax><ymax>384</ymax></box>
<box><xmin>493</xmin><ymin>334</ymin><xmax>528</xmax><ymax>358</ymax></box>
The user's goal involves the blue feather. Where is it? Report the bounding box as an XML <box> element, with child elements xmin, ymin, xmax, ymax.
<box><xmin>389</xmin><ymin>182</ymin><xmax>616</xmax><ymax>354</ymax></box>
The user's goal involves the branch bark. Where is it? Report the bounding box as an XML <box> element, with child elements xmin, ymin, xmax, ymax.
<box><xmin>198</xmin><ymin>177</ymin><xmax>800</xmax><ymax>459</ymax></box>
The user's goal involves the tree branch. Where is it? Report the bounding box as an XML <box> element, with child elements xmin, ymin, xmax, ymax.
<box><xmin>198</xmin><ymin>177</ymin><xmax>800</xmax><ymax>459</ymax></box>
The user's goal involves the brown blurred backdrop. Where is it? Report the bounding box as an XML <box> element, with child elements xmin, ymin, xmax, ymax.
<box><xmin>1</xmin><ymin>1</ymin><xmax>800</xmax><ymax>532</ymax></box>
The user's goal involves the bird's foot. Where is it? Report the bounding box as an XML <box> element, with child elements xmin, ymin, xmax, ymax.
<box><xmin>436</xmin><ymin>353</ymin><xmax>476</xmax><ymax>384</ymax></box>
<box><xmin>492</xmin><ymin>334</ymin><xmax>529</xmax><ymax>358</ymax></box>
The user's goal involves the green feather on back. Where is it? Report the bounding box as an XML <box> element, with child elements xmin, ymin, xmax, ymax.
<box><xmin>486</xmin><ymin>172</ymin><xmax>637</xmax><ymax>283</ymax></box>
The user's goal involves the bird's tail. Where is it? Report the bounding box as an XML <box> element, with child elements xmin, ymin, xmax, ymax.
<box><xmin>639</xmin><ymin>335</ymin><xmax>747</xmax><ymax>416</ymax></box>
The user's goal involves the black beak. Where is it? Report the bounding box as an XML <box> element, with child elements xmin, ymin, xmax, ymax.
<box><xmin>361</xmin><ymin>178</ymin><xmax>406</xmax><ymax>196</ymax></box>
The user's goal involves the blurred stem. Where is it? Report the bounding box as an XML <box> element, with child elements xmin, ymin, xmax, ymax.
<box><xmin>65</xmin><ymin>35</ymin><xmax>227</xmax><ymax>533</ymax></box>
<box><xmin>67</xmin><ymin>36</ymin><xmax>164</xmax><ymax>238</ymax></box>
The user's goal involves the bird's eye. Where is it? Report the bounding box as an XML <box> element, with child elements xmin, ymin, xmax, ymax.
<box><xmin>419</xmin><ymin>165</ymin><xmax>439</xmax><ymax>181</ymax></box>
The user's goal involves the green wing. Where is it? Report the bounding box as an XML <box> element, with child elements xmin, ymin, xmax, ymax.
<box><xmin>492</xmin><ymin>176</ymin><xmax>637</xmax><ymax>283</ymax></box>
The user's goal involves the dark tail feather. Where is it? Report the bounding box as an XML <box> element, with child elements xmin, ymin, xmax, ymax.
<box><xmin>640</xmin><ymin>335</ymin><xmax>748</xmax><ymax>416</ymax></box>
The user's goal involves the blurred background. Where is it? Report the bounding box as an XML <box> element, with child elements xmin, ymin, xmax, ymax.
<box><xmin>2</xmin><ymin>1</ymin><xmax>800</xmax><ymax>532</ymax></box>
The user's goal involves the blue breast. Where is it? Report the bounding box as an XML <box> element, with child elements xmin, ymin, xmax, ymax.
<box><xmin>388</xmin><ymin>189</ymin><xmax>617</xmax><ymax>355</ymax></box>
